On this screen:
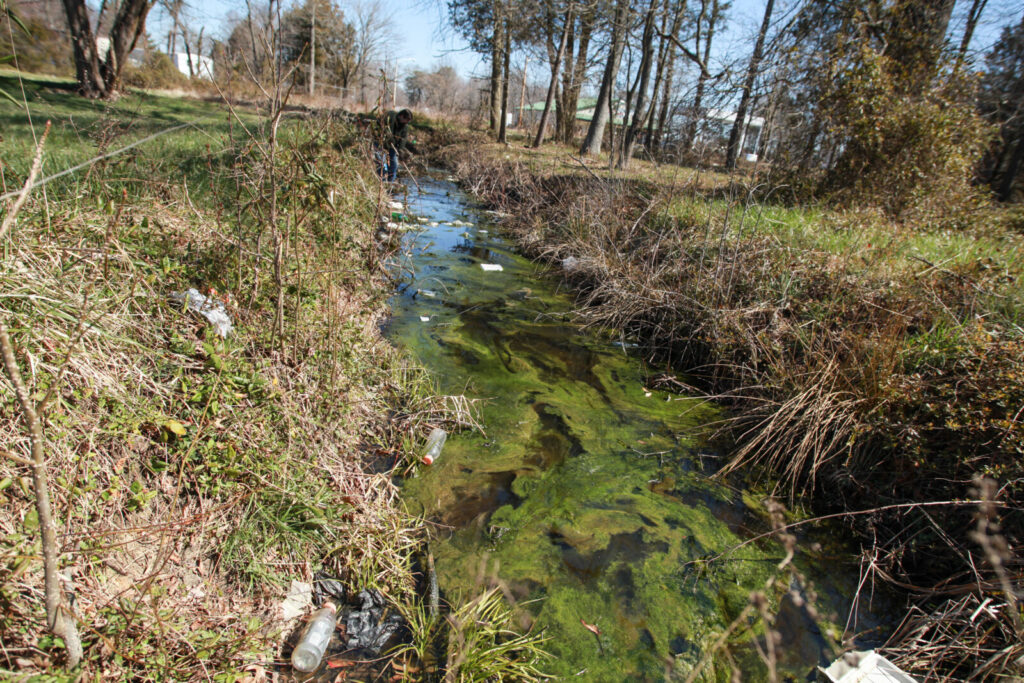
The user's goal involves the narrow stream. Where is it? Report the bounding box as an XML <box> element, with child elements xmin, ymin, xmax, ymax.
<box><xmin>385</xmin><ymin>173</ymin><xmax>881</xmax><ymax>680</ymax></box>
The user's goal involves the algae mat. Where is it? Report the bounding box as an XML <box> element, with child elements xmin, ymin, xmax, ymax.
<box><xmin>386</xmin><ymin>175</ymin><xmax>871</xmax><ymax>680</ymax></box>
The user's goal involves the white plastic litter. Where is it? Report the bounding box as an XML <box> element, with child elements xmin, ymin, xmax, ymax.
<box><xmin>478</xmin><ymin>229</ymin><xmax>488</xmax><ymax>234</ymax></box>
<box><xmin>280</xmin><ymin>580</ymin><xmax>312</xmax><ymax>621</ymax></box>
<box><xmin>386</xmin><ymin>221</ymin><xmax>400</xmax><ymax>229</ymax></box>
<box><xmin>428</xmin><ymin>222</ymin><xmax>439</xmax><ymax>227</ymax></box>
<box><xmin>821</xmin><ymin>651</ymin><xmax>917</xmax><ymax>683</ymax></box>
<box><xmin>416</xmin><ymin>216</ymin><xmax>429</xmax><ymax>223</ymax></box>
<box><xmin>389</xmin><ymin>201</ymin><xmax>404</xmax><ymax>210</ymax></box>
<box><xmin>417</xmin><ymin>289</ymin><xmax>437</xmax><ymax>298</ymax></box>
<box><xmin>480</xmin><ymin>263</ymin><xmax>503</xmax><ymax>272</ymax></box>
<box><xmin>422</xmin><ymin>427</ymin><xmax>446</xmax><ymax>465</ymax></box>
<box><xmin>419</xmin><ymin>316</ymin><xmax>430</xmax><ymax>322</ymax></box>
<box><xmin>170</xmin><ymin>288</ymin><xmax>233</xmax><ymax>338</ymax></box>
<box><xmin>562</xmin><ymin>256</ymin><xmax>580</xmax><ymax>271</ymax></box>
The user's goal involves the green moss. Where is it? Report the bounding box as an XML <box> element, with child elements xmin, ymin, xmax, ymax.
<box><xmin>391</xmin><ymin>176</ymin><xmax>861</xmax><ymax>679</ymax></box>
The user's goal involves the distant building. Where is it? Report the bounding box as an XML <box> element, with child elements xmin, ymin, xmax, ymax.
<box><xmin>171</xmin><ymin>52</ymin><xmax>214</xmax><ymax>80</ymax></box>
<box><xmin>702</xmin><ymin>109</ymin><xmax>765</xmax><ymax>161</ymax></box>
<box><xmin>95</xmin><ymin>37</ymin><xmax>145</xmax><ymax>68</ymax></box>
<box><xmin>521</xmin><ymin>97</ymin><xmax>626</xmax><ymax>131</ymax></box>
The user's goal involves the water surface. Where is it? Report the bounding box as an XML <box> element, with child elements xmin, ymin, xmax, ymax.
<box><xmin>386</xmin><ymin>174</ymin><xmax>875</xmax><ymax>680</ymax></box>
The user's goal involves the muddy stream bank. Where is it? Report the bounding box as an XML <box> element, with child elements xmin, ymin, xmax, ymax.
<box><xmin>384</xmin><ymin>172</ymin><xmax>886</xmax><ymax>680</ymax></box>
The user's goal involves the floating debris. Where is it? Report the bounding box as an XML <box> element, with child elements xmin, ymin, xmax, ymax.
<box><xmin>389</xmin><ymin>201</ymin><xmax>403</xmax><ymax>211</ymax></box>
<box><xmin>419</xmin><ymin>316</ymin><xmax>430</xmax><ymax>322</ymax></box>
<box><xmin>820</xmin><ymin>651</ymin><xmax>916</xmax><ymax>683</ymax></box>
<box><xmin>480</xmin><ymin>263</ymin><xmax>503</xmax><ymax>272</ymax></box>
<box><xmin>416</xmin><ymin>216</ymin><xmax>428</xmax><ymax>223</ymax></box>
<box><xmin>416</xmin><ymin>289</ymin><xmax>438</xmax><ymax>298</ymax></box>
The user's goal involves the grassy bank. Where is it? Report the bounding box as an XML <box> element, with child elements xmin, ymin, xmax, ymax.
<box><xmin>0</xmin><ymin>76</ymin><xmax>441</xmax><ymax>678</ymax></box>
<box><xmin>431</xmin><ymin>129</ymin><xmax>1024</xmax><ymax>679</ymax></box>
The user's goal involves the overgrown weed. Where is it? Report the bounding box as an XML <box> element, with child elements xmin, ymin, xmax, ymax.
<box><xmin>0</xmin><ymin>84</ymin><xmax>453</xmax><ymax>678</ymax></box>
<box><xmin>439</xmin><ymin>136</ymin><xmax>1024</xmax><ymax>678</ymax></box>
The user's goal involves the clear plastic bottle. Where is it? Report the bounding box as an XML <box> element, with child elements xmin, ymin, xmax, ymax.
<box><xmin>291</xmin><ymin>602</ymin><xmax>337</xmax><ymax>672</ymax></box>
<box><xmin>422</xmin><ymin>428</ymin><xmax>447</xmax><ymax>465</ymax></box>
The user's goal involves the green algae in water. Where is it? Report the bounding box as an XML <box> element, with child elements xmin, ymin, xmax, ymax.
<box><xmin>387</xmin><ymin>176</ymin><xmax>867</xmax><ymax>680</ymax></box>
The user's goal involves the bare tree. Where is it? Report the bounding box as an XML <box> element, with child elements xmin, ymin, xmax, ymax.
<box><xmin>955</xmin><ymin>0</ymin><xmax>990</xmax><ymax>69</ymax></box>
<box><xmin>532</xmin><ymin>0</ymin><xmax>574</xmax><ymax>148</ymax></box>
<box><xmin>617</xmin><ymin>0</ymin><xmax>657</xmax><ymax>168</ymax></box>
<box><xmin>61</xmin><ymin>0</ymin><xmax>154</xmax><ymax>98</ymax></box>
<box><xmin>351</xmin><ymin>0</ymin><xmax>395</xmax><ymax>104</ymax></box>
<box><xmin>580</xmin><ymin>0</ymin><xmax>630</xmax><ymax>156</ymax></box>
<box><xmin>724</xmin><ymin>0</ymin><xmax>774</xmax><ymax>170</ymax></box>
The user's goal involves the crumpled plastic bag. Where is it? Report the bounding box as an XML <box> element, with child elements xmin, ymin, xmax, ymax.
<box><xmin>344</xmin><ymin>589</ymin><xmax>403</xmax><ymax>654</ymax></box>
<box><xmin>312</xmin><ymin>571</ymin><xmax>347</xmax><ymax>607</ymax></box>
<box><xmin>170</xmin><ymin>288</ymin><xmax>233</xmax><ymax>338</ymax></box>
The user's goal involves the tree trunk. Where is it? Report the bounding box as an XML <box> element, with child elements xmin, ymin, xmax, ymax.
<box><xmin>885</xmin><ymin>0</ymin><xmax>955</xmax><ymax>93</ymax></box>
<box><xmin>562</xmin><ymin>7</ymin><xmax>593</xmax><ymax>145</ymax></box>
<box><xmin>555</xmin><ymin>11</ymin><xmax>576</xmax><ymax>143</ymax></box>
<box><xmin>166</xmin><ymin>0</ymin><xmax>182</xmax><ymax>54</ymax></box>
<box><xmin>580</xmin><ymin>0</ymin><xmax>629</xmax><ymax>156</ymax></box>
<box><xmin>532</xmin><ymin>1</ymin><xmax>574</xmax><ymax>148</ymax></box>
<box><xmin>309</xmin><ymin>0</ymin><xmax>316</xmax><ymax>95</ymax></box>
<box><xmin>183</xmin><ymin>29</ymin><xmax>195</xmax><ymax>77</ymax></box>
<box><xmin>682</xmin><ymin>0</ymin><xmax>719</xmax><ymax>155</ymax></box>
<box><xmin>645</xmin><ymin>0</ymin><xmax>673</xmax><ymax>153</ymax></box>
<box><xmin>725</xmin><ymin>0</ymin><xmax>774</xmax><ymax>170</ymax></box>
<box><xmin>652</xmin><ymin>0</ymin><xmax>683</xmax><ymax>152</ymax></box>
<box><xmin>998</xmin><ymin>135</ymin><xmax>1024</xmax><ymax>202</ymax></box>
<box><xmin>101</xmin><ymin>0</ymin><xmax>152</xmax><ymax>94</ymax></box>
<box><xmin>517</xmin><ymin>56</ymin><xmax>529</xmax><ymax>127</ymax></box>
<box><xmin>62</xmin><ymin>0</ymin><xmax>107</xmax><ymax>97</ymax></box>
<box><xmin>498</xmin><ymin>19</ymin><xmax>511</xmax><ymax>143</ymax></box>
<box><xmin>955</xmin><ymin>0</ymin><xmax>988</xmax><ymax>70</ymax></box>
<box><xmin>617</xmin><ymin>0</ymin><xmax>657</xmax><ymax>169</ymax></box>
<box><xmin>489</xmin><ymin>1</ymin><xmax>504</xmax><ymax>132</ymax></box>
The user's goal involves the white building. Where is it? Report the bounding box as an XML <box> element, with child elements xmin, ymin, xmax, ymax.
<box><xmin>94</xmin><ymin>37</ymin><xmax>145</xmax><ymax>67</ymax></box>
<box><xmin>171</xmin><ymin>52</ymin><xmax>214</xmax><ymax>80</ymax></box>
<box><xmin>703</xmin><ymin>109</ymin><xmax>766</xmax><ymax>162</ymax></box>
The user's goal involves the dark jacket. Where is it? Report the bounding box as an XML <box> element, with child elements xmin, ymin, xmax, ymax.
<box><xmin>384</xmin><ymin>110</ymin><xmax>410</xmax><ymax>152</ymax></box>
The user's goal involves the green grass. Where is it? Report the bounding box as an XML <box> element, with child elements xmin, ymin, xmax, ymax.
<box><xmin>0</xmin><ymin>71</ymin><xmax>254</xmax><ymax>206</ymax></box>
<box><xmin>0</xmin><ymin>78</ymin><xmax>438</xmax><ymax>679</ymax></box>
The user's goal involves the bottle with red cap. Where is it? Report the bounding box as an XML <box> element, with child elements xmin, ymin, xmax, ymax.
<box><xmin>422</xmin><ymin>428</ymin><xmax>446</xmax><ymax>465</ymax></box>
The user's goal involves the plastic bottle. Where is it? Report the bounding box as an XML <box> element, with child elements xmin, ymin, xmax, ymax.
<box><xmin>291</xmin><ymin>602</ymin><xmax>337</xmax><ymax>672</ymax></box>
<box><xmin>422</xmin><ymin>428</ymin><xmax>447</xmax><ymax>465</ymax></box>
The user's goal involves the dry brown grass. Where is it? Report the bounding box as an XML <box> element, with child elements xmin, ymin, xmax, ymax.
<box><xmin>0</xmin><ymin>100</ymin><xmax>442</xmax><ymax>678</ymax></box>
<box><xmin>430</xmin><ymin>131</ymin><xmax>1024</xmax><ymax>679</ymax></box>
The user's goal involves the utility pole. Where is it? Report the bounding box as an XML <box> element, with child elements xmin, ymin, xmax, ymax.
<box><xmin>309</xmin><ymin>0</ymin><xmax>316</xmax><ymax>96</ymax></box>
<box><xmin>517</xmin><ymin>56</ymin><xmax>528</xmax><ymax>128</ymax></box>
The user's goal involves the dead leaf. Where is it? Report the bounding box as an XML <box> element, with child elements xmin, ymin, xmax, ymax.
<box><xmin>580</xmin><ymin>618</ymin><xmax>601</xmax><ymax>636</ymax></box>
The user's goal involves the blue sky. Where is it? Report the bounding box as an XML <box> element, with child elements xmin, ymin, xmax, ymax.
<box><xmin>146</xmin><ymin>0</ymin><xmax>482</xmax><ymax>78</ymax></box>
<box><xmin>145</xmin><ymin>0</ymin><xmax>1022</xmax><ymax>84</ymax></box>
